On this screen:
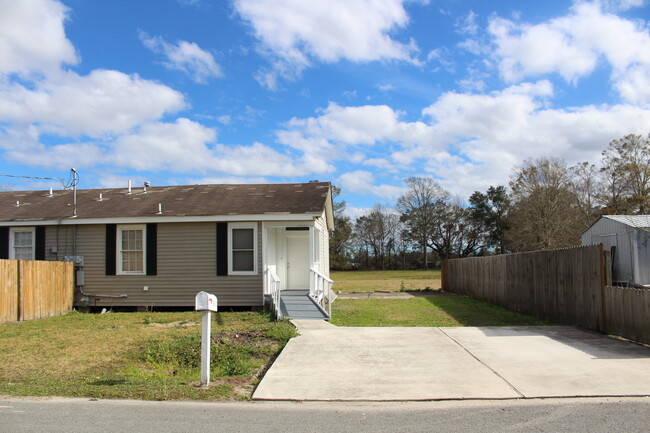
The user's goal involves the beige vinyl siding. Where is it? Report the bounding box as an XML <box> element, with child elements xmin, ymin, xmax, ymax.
<box><xmin>45</xmin><ymin>222</ymin><xmax>263</xmax><ymax>307</ymax></box>
<box><xmin>45</xmin><ymin>224</ymin><xmax>77</xmax><ymax>261</ymax></box>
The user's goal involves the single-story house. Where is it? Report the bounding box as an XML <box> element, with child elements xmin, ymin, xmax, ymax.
<box><xmin>581</xmin><ymin>215</ymin><xmax>650</xmax><ymax>287</ymax></box>
<box><xmin>0</xmin><ymin>181</ymin><xmax>335</xmax><ymax>318</ymax></box>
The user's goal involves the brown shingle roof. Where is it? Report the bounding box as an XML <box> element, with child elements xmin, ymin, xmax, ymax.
<box><xmin>0</xmin><ymin>182</ymin><xmax>331</xmax><ymax>222</ymax></box>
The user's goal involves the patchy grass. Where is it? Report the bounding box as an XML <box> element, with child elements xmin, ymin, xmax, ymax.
<box><xmin>331</xmin><ymin>270</ymin><xmax>441</xmax><ymax>293</ymax></box>
<box><xmin>330</xmin><ymin>297</ymin><xmax>549</xmax><ymax>327</ymax></box>
<box><xmin>0</xmin><ymin>310</ymin><xmax>296</xmax><ymax>401</ymax></box>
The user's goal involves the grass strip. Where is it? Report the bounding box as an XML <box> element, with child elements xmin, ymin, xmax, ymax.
<box><xmin>330</xmin><ymin>297</ymin><xmax>549</xmax><ymax>327</ymax></box>
<box><xmin>0</xmin><ymin>310</ymin><xmax>296</xmax><ymax>401</ymax></box>
<box><xmin>331</xmin><ymin>269</ymin><xmax>441</xmax><ymax>293</ymax></box>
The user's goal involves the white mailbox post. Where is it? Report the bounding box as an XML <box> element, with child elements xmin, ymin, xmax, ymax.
<box><xmin>195</xmin><ymin>291</ymin><xmax>218</xmax><ymax>387</ymax></box>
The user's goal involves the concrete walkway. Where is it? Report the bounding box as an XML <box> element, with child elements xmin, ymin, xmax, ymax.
<box><xmin>253</xmin><ymin>323</ymin><xmax>650</xmax><ymax>401</ymax></box>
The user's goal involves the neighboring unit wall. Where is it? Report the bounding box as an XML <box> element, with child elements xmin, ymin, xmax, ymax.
<box><xmin>46</xmin><ymin>222</ymin><xmax>263</xmax><ymax>307</ymax></box>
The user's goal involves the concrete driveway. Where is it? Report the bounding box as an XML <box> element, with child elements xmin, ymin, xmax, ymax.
<box><xmin>253</xmin><ymin>322</ymin><xmax>650</xmax><ymax>401</ymax></box>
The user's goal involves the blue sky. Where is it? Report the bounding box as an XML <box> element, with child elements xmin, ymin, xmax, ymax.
<box><xmin>0</xmin><ymin>0</ymin><xmax>649</xmax><ymax>216</ymax></box>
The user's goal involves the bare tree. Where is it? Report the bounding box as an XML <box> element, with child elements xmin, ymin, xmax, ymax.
<box><xmin>506</xmin><ymin>158</ymin><xmax>582</xmax><ymax>251</ymax></box>
<box><xmin>570</xmin><ymin>162</ymin><xmax>602</xmax><ymax>229</ymax></box>
<box><xmin>354</xmin><ymin>205</ymin><xmax>399</xmax><ymax>270</ymax></box>
<box><xmin>397</xmin><ymin>177</ymin><xmax>447</xmax><ymax>268</ymax></box>
<box><xmin>601</xmin><ymin>134</ymin><xmax>650</xmax><ymax>214</ymax></box>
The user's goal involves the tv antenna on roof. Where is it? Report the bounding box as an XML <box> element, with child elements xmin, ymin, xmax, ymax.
<box><xmin>69</xmin><ymin>168</ymin><xmax>78</xmax><ymax>218</ymax></box>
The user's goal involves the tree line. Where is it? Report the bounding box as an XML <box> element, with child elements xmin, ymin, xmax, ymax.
<box><xmin>330</xmin><ymin>133</ymin><xmax>650</xmax><ymax>270</ymax></box>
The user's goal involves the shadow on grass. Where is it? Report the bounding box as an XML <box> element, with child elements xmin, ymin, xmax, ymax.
<box><xmin>422</xmin><ymin>295</ymin><xmax>549</xmax><ymax>327</ymax></box>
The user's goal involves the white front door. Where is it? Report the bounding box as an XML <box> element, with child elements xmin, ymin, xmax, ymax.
<box><xmin>286</xmin><ymin>232</ymin><xmax>310</xmax><ymax>290</ymax></box>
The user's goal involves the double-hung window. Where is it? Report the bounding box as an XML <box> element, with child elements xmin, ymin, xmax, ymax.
<box><xmin>228</xmin><ymin>223</ymin><xmax>257</xmax><ymax>275</ymax></box>
<box><xmin>117</xmin><ymin>225</ymin><xmax>146</xmax><ymax>275</ymax></box>
<box><xmin>10</xmin><ymin>227</ymin><xmax>35</xmax><ymax>260</ymax></box>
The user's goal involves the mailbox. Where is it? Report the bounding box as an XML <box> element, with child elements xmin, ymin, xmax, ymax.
<box><xmin>195</xmin><ymin>291</ymin><xmax>218</xmax><ymax>312</ymax></box>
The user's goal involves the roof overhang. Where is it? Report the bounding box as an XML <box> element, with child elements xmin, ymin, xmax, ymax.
<box><xmin>0</xmin><ymin>213</ymin><xmax>322</xmax><ymax>227</ymax></box>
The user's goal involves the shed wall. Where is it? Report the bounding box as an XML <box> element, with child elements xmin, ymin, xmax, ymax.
<box><xmin>582</xmin><ymin>218</ymin><xmax>648</xmax><ymax>285</ymax></box>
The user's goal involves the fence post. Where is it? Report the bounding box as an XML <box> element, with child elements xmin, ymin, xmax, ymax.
<box><xmin>599</xmin><ymin>247</ymin><xmax>610</xmax><ymax>333</ymax></box>
<box><xmin>441</xmin><ymin>260</ymin><xmax>448</xmax><ymax>291</ymax></box>
<box><xmin>16</xmin><ymin>260</ymin><xmax>22</xmax><ymax>321</ymax></box>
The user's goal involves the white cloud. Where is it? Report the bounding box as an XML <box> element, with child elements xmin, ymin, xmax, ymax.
<box><xmin>338</xmin><ymin>170</ymin><xmax>405</xmax><ymax>199</ymax></box>
<box><xmin>420</xmin><ymin>81</ymin><xmax>650</xmax><ymax>197</ymax></box>
<box><xmin>0</xmin><ymin>69</ymin><xmax>187</xmax><ymax>137</ymax></box>
<box><xmin>139</xmin><ymin>32</ymin><xmax>222</xmax><ymax>83</ymax></box>
<box><xmin>279</xmin><ymin>102</ymin><xmax>435</xmax><ymax>151</ymax></box>
<box><xmin>0</xmin><ymin>126</ymin><xmax>103</xmax><ymax>169</ymax></box>
<box><xmin>603</xmin><ymin>0</ymin><xmax>647</xmax><ymax>11</ymax></box>
<box><xmin>110</xmin><ymin>118</ymin><xmax>218</xmax><ymax>171</ymax></box>
<box><xmin>0</xmin><ymin>0</ymin><xmax>78</xmax><ymax>76</ymax></box>
<box><xmin>234</xmin><ymin>0</ymin><xmax>419</xmax><ymax>89</ymax></box>
<box><xmin>455</xmin><ymin>11</ymin><xmax>479</xmax><ymax>35</ymax></box>
<box><xmin>488</xmin><ymin>2</ymin><xmax>650</xmax><ymax>103</ymax></box>
<box><xmin>217</xmin><ymin>115</ymin><xmax>232</xmax><ymax>125</ymax></box>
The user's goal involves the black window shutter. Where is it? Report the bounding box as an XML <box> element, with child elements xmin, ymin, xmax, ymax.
<box><xmin>146</xmin><ymin>223</ymin><xmax>157</xmax><ymax>276</ymax></box>
<box><xmin>35</xmin><ymin>226</ymin><xmax>46</xmax><ymax>260</ymax></box>
<box><xmin>216</xmin><ymin>222</ymin><xmax>228</xmax><ymax>276</ymax></box>
<box><xmin>0</xmin><ymin>227</ymin><xmax>8</xmax><ymax>259</ymax></box>
<box><xmin>106</xmin><ymin>224</ymin><xmax>116</xmax><ymax>275</ymax></box>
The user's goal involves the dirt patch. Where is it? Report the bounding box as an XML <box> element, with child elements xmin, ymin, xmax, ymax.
<box><xmin>212</xmin><ymin>330</ymin><xmax>274</xmax><ymax>347</ymax></box>
<box><xmin>189</xmin><ymin>376</ymin><xmax>254</xmax><ymax>398</ymax></box>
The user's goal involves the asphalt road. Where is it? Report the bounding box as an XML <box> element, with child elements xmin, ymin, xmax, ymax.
<box><xmin>1</xmin><ymin>397</ymin><xmax>649</xmax><ymax>433</ymax></box>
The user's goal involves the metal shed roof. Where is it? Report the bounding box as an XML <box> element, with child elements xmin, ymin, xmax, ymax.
<box><xmin>602</xmin><ymin>215</ymin><xmax>650</xmax><ymax>229</ymax></box>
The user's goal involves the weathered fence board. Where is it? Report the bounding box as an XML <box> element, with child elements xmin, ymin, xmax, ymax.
<box><xmin>0</xmin><ymin>260</ymin><xmax>19</xmax><ymax>323</ymax></box>
<box><xmin>0</xmin><ymin>259</ymin><xmax>74</xmax><ymax>324</ymax></box>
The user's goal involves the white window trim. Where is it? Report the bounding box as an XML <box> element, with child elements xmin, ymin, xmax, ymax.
<box><xmin>228</xmin><ymin>222</ymin><xmax>258</xmax><ymax>275</ymax></box>
<box><xmin>9</xmin><ymin>227</ymin><xmax>35</xmax><ymax>260</ymax></box>
<box><xmin>117</xmin><ymin>224</ymin><xmax>147</xmax><ymax>276</ymax></box>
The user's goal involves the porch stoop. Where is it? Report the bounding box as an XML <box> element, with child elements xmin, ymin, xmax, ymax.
<box><xmin>280</xmin><ymin>290</ymin><xmax>329</xmax><ymax>320</ymax></box>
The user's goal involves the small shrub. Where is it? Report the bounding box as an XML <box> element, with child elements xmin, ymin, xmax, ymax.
<box><xmin>399</xmin><ymin>281</ymin><xmax>407</xmax><ymax>292</ymax></box>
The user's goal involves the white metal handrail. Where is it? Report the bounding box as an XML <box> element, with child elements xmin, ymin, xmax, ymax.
<box><xmin>310</xmin><ymin>267</ymin><xmax>335</xmax><ymax>318</ymax></box>
<box><xmin>266</xmin><ymin>266</ymin><xmax>282</xmax><ymax>319</ymax></box>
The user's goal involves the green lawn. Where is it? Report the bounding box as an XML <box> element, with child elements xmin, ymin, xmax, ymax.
<box><xmin>0</xmin><ymin>310</ymin><xmax>296</xmax><ymax>401</ymax></box>
<box><xmin>331</xmin><ymin>269</ymin><xmax>441</xmax><ymax>293</ymax></box>
<box><xmin>331</xmin><ymin>297</ymin><xmax>549</xmax><ymax>327</ymax></box>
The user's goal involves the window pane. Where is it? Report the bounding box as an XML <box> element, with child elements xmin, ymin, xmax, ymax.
<box><xmin>14</xmin><ymin>247</ymin><xmax>33</xmax><ymax>260</ymax></box>
<box><xmin>120</xmin><ymin>228</ymin><xmax>144</xmax><ymax>273</ymax></box>
<box><xmin>232</xmin><ymin>228</ymin><xmax>254</xmax><ymax>250</ymax></box>
<box><xmin>232</xmin><ymin>250</ymin><xmax>254</xmax><ymax>271</ymax></box>
<box><xmin>122</xmin><ymin>251</ymin><xmax>143</xmax><ymax>272</ymax></box>
<box><xmin>14</xmin><ymin>231</ymin><xmax>32</xmax><ymax>247</ymax></box>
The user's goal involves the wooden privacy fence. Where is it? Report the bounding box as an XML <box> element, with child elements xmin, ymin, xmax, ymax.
<box><xmin>604</xmin><ymin>286</ymin><xmax>650</xmax><ymax>345</ymax></box>
<box><xmin>443</xmin><ymin>244</ymin><xmax>650</xmax><ymax>345</ymax></box>
<box><xmin>443</xmin><ymin>244</ymin><xmax>610</xmax><ymax>332</ymax></box>
<box><xmin>0</xmin><ymin>259</ymin><xmax>74</xmax><ymax>324</ymax></box>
